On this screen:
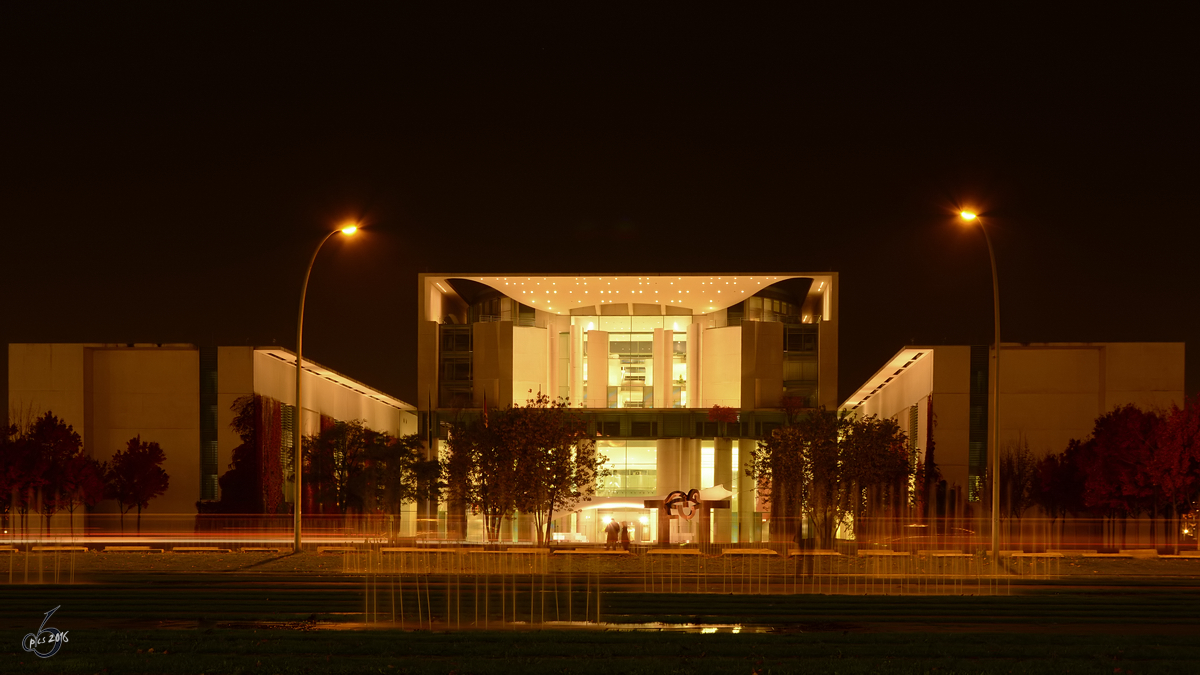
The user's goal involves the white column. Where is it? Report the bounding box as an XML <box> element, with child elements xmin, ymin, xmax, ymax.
<box><xmin>736</xmin><ymin>438</ymin><xmax>758</xmax><ymax>543</ymax></box>
<box><xmin>570</xmin><ymin>324</ymin><xmax>584</xmax><ymax>407</ymax></box>
<box><xmin>687</xmin><ymin>322</ymin><xmax>700</xmax><ymax>409</ymax></box>
<box><xmin>586</xmin><ymin>330</ymin><xmax>609</xmax><ymax>408</ymax></box>
<box><xmin>713</xmin><ymin>437</ymin><xmax>733</xmax><ymax>542</ymax></box>
<box><xmin>652</xmin><ymin>328</ymin><xmax>674</xmax><ymax>409</ymax></box>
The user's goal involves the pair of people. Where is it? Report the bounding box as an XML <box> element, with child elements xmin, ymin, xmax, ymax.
<box><xmin>604</xmin><ymin>520</ymin><xmax>631</xmax><ymax>551</ymax></box>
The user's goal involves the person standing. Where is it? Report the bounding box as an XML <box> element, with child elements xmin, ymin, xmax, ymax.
<box><xmin>604</xmin><ymin>518</ymin><xmax>621</xmax><ymax>551</ymax></box>
<box><xmin>620</xmin><ymin>522</ymin><xmax>631</xmax><ymax>552</ymax></box>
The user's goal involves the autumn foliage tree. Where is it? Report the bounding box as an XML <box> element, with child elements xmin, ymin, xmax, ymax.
<box><xmin>2</xmin><ymin>417</ymin><xmax>49</xmax><ymax>536</ymax></box>
<box><xmin>1030</xmin><ymin>439</ymin><xmax>1088</xmax><ymax>526</ymax></box>
<box><xmin>1152</xmin><ymin>396</ymin><xmax>1200</xmax><ymax>552</ymax></box>
<box><xmin>207</xmin><ymin>395</ymin><xmax>286</xmax><ymax>514</ymax></box>
<box><xmin>750</xmin><ymin>409</ymin><xmax>909</xmax><ymax>548</ymax></box>
<box><xmin>302</xmin><ymin>420</ymin><xmax>438</xmax><ymax>524</ymax></box>
<box><xmin>1040</xmin><ymin>399</ymin><xmax>1200</xmax><ymax>550</ymax></box>
<box><xmin>445</xmin><ymin>392</ymin><xmax>606</xmax><ymax>545</ymax></box>
<box><xmin>841</xmin><ymin>414</ymin><xmax>910</xmax><ymax>541</ymax></box>
<box><xmin>304</xmin><ymin>420</ymin><xmax>372</xmax><ymax>515</ymax></box>
<box><xmin>106</xmin><ymin>436</ymin><xmax>170</xmax><ymax>533</ymax></box>
<box><xmin>444</xmin><ymin>410</ymin><xmax>516</xmax><ymax>542</ymax></box>
<box><xmin>998</xmin><ymin>438</ymin><xmax>1038</xmax><ymax>521</ymax></box>
<box><xmin>508</xmin><ymin>392</ymin><xmax>603</xmax><ymax>546</ymax></box>
<box><xmin>750</xmin><ymin>408</ymin><xmax>845</xmax><ymax>547</ymax></box>
<box><xmin>0</xmin><ymin>411</ymin><xmax>107</xmax><ymax>537</ymax></box>
<box><xmin>58</xmin><ymin>450</ymin><xmax>107</xmax><ymax>535</ymax></box>
<box><xmin>349</xmin><ymin>432</ymin><xmax>441</xmax><ymax>531</ymax></box>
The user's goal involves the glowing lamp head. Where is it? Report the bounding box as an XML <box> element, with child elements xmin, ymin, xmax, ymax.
<box><xmin>340</xmin><ymin>224</ymin><xmax>358</xmax><ymax>235</ymax></box>
<box><xmin>959</xmin><ymin>211</ymin><xmax>978</xmax><ymax>222</ymax></box>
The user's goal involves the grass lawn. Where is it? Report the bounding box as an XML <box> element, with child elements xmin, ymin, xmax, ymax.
<box><xmin>3</xmin><ymin>551</ymin><xmax>1199</xmax><ymax>673</ymax></box>
<box><xmin>5</xmin><ymin>628</ymin><xmax>1199</xmax><ymax>674</ymax></box>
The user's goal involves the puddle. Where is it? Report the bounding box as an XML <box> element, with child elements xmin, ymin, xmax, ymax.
<box><xmin>207</xmin><ymin>619</ymin><xmax>854</xmax><ymax>634</ymax></box>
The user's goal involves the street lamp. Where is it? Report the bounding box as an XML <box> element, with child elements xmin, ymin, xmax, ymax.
<box><xmin>960</xmin><ymin>210</ymin><xmax>1002</xmax><ymax>568</ymax></box>
<box><xmin>294</xmin><ymin>223</ymin><xmax>358</xmax><ymax>551</ymax></box>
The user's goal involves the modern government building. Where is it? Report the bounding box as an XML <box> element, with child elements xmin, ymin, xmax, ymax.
<box><xmin>417</xmin><ymin>272</ymin><xmax>839</xmax><ymax>544</ymax></box>
<box><xmin>4</xmin><ymin>271</ymin><xmax>1186</xmax><ymax>546</ymax></box>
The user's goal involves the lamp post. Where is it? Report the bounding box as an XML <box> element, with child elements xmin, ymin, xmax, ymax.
<box><xmin>960</xmin><ymin>210</ymin><xmax>1001</xmax><ymax>568</ymax></box>
<box><xmin>294</xmin><ymin>223</ymin><xmax>358</xmax><ymax>552</ymax></box>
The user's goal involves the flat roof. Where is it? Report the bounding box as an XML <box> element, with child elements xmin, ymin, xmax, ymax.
<box><xmin>839</xmin><ymin>341</ymin><xmax>1186</xmax><ymax>412</ymax></box>
<box><xmin>256</xmin><ymin>348</ymin><xmax>414</xmax><ymax>411</ymax></box>
<box><xmin>422</xmin><ymin>272</ymin><xmax>835</xmax><ymax>314</ymax></box>
<box><xmin>840</xmin><ymin>347</ymin><xmax>933</xmax><ymax>411</ymax></box>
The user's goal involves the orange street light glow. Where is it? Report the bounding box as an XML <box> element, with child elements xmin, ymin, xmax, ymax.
<box><xmin>340</xmin><ymin>224</ymin><xmax>359</xmax><ymax>235</ymax></box>
<box><xmin>960</xmin><ymin>211</ymin><xmax>977</xmax><ymax>221</ymax></box>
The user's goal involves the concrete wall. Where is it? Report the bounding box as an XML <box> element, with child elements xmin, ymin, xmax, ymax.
<box><xmin>252</xmin><ymin>351</ymin><xmax>412</xmax><ymax>437</ymax></box>
<box><xmin>8</xmin><ymin>344</ymin><xmax>414</xmax><ymax>518</ymax></box>
<box><xmin>1103</xmin><ymin>342</ymin><xmax>1185</xmax><ymax>412</ymax></box>
<box><xmin>701</xmin><ymin>326</ymin><xmax>741</xmax><ymax>407</ymax></box>
<box><xmin>586</xmin><ymin>330</ymin><xmax>609</xmax><ymax>408</ymax></box>
<box><xmin>512</xmin><ymin>325</ymin><xmax>549</xmax><ymax>404</ymax></box>
<box><xmin>847</xmin><ymin>342</ymin><xmax>1186</xmax><ymax>497</ymax></box>
<box><xmin>818</xmin><ymin>277</ymin><xmax>839</xmax><ymax>410</ymax></box>
<box><xmin>929</xmin><ymin>347</ymin><xmax>972</xmax><ymax>491</ymax></box>
<box><xmin>90</xmin><ymin>347</ymin><xmax>201</xmax><ymax>515</ymax></box>
<box><xmin>998</xmin><ymin>345</ymin><xmax>1102</xmax><ymax>456</ymax></box>
<box><xmin>9</xmin><ymin>344</ymin><xmax>200</xmax><ymax>514</ymax></box>
<box><xmin>740</xmin><ymin>321</ymin><xmax>783</xmax><ymax>410</ymax></box>
<box><xmin>8</xmin><ymin>344</ymin><xmax>88</xmax><ymax>449</ymax></box>
<box><xmin>216</xmin><ymin>346</ymin><xmax>255</xmax><ymax>483</ymax></box>
<box><xmin>416</xmin><ymin>320</ymin><xmax>439</xmax><ymax>411</ymax></box>
<box><xmin>998</xmin><ymin>342</ymin><xmax>1185</xmax><ymax>456</ymax></box>
<box><xmin>472</xmin><ymin>321</ymin><xmax>514</xmax><ymax>409</ymax></box>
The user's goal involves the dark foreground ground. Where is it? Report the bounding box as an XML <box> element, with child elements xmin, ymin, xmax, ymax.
<box><xmin>2</xmin><ymin>551</ymin><xmax>1199</xmax><ymax>674</ymax></box>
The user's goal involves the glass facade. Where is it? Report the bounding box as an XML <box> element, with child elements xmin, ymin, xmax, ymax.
<box><xmin>438</xmin><ymin>325</ymin><xmax>473</xmax><ymax>408</ymax></box>
<box><xmin>575</xmin><ymin>315</ymin><xmax>691</xmax><ymax>409</ymax></box>
<box><xmin>783</xmin><ymin>324</ymin><xmax>819</xmax><ymax>406</ymax></box>
<box><xmin>968</xmin><ymin>345</ymin><xmax>990</xmax><ymax>501</ymax></box>
<box><xmin>596</xmin><ymin>440</ymin><xmax>658</xmax><ymax>497</ymax></box>
<box><xmin>424</xmin><ymin>274</ymin><xmax>834</xmax><ymax>545</ymax></box>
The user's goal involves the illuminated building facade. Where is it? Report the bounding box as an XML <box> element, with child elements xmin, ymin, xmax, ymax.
<box><xmin>840</xmin><ymin>342</ymin><xmax>1185</xmax><ymax>502</ymax></box>
<box><xmin>417</xmin><ymin>273</ymin><xmax>838</xmax><ymax>544</ymax></box>
<box><xmin>5</xmin><ymin>343</ymin><xmax>416</xmax><ymax>519</ymax></box>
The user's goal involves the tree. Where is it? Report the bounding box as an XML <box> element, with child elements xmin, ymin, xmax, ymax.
<box><xmin>0</xmin><ymin>421</ymin><xmax>24</xmax><ymax>536</ymax></box>
<box><xmin>211</xmin><ymin>395</ymin><xmax>260</xmax><ymax>514</ymax></box>
<box><xmin>750</xmin><ymin>408</ymin><xmax>846</xmax><ymax>548</ymax></box>
<box><xmin>444</xmin><ymin>393</ymin><xmax>607</xmax><ymax>545</ymax></box>
<box><xmin>59</xmin><ymin>453</ymin><xmax>107</xmax><ymax>536</ymax></box>
<box><xmin>1078</xmin><ymin>405</ymin><xmax>1160</xmax><ymax>516</ymax></box>
<box><xmin>780</xmin><ymin>396</ymin><xmax>806</xmax><ymax>425</ymax></box>
<box><xmin>3</xmin><ymin>417</ymin><xmax>50</xmax><ymax>538</ymax></box>
<box><xmin>999</xmin><ymin>437</ymin><xmax>1037</xmax><ymax>520</ymax></box>
<box><xmin>206</xmin><ymin>395</ymin><xmax>287</xmax><ymax>515</ymax></box>
<box><xmin>1151</xmin><ymin>396</ymin><xmax>1200</xmax><ymax>553</ymax></box>
<box><xmin>840</xmin><ymin>414</ymin><xmax>910</xmax><ymax>543</ymax></box>
<box><xmin>106</xmin><ymin>436</ymin><xmax>170</xmax><ymax>533</ymax></box>
<box><xmin>708</xmin><ymin>404</ymin><xmax>738</xmax><ymax>425</ymax></box>
<box><xmin>508</xmin><ymin>392</ymin><xmax>604</xmax><ymax>546</ymax></box>
<box><xmin>444</xmin><ymin>409</ymin><xmax>519</xmax><ymax>542</ymax></box>
<box><xmin>1071</xmin><ymin>405</ymin><xmax>1161</xmax><ymax>548</ymax></box>
<box><xmin>1030</xmin><ymin>440</ymin><xmax>1088</xmax><ymax>525</ymax></box>
<box><xmin>304</xmin><ymin>420</ymin><xmax>371</xmax><ymax>515</ymax></box>
<box><xmin>350</xmin><ymin>432</ymin><xmax>441</xmax><ymax>524</ymax></box>
<box><xmin>750</xmin><ymin>409</ymin><xmax>911</xmax><ymax>548</ymax></box>
<box><xmin>20</xmin><ymin>413</ymin><xmax>83</xmax><ymax>533</ymax></box>
<box><xmin>914</xmin><ymin>394</ymin><xmax>943</xmax><ymax>525</ymax></box>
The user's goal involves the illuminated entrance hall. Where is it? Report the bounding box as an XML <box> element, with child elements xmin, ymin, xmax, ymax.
<box><xmin>416</xmin><ymin>273</ymin><xmax>839</xmax><ymax>545</ymax></box>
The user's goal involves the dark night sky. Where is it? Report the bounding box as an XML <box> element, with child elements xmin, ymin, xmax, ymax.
<box><xmin>3</xmin><ymin>6</ymin><xmax>1197</xmax><ymax>405</ymax></box>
